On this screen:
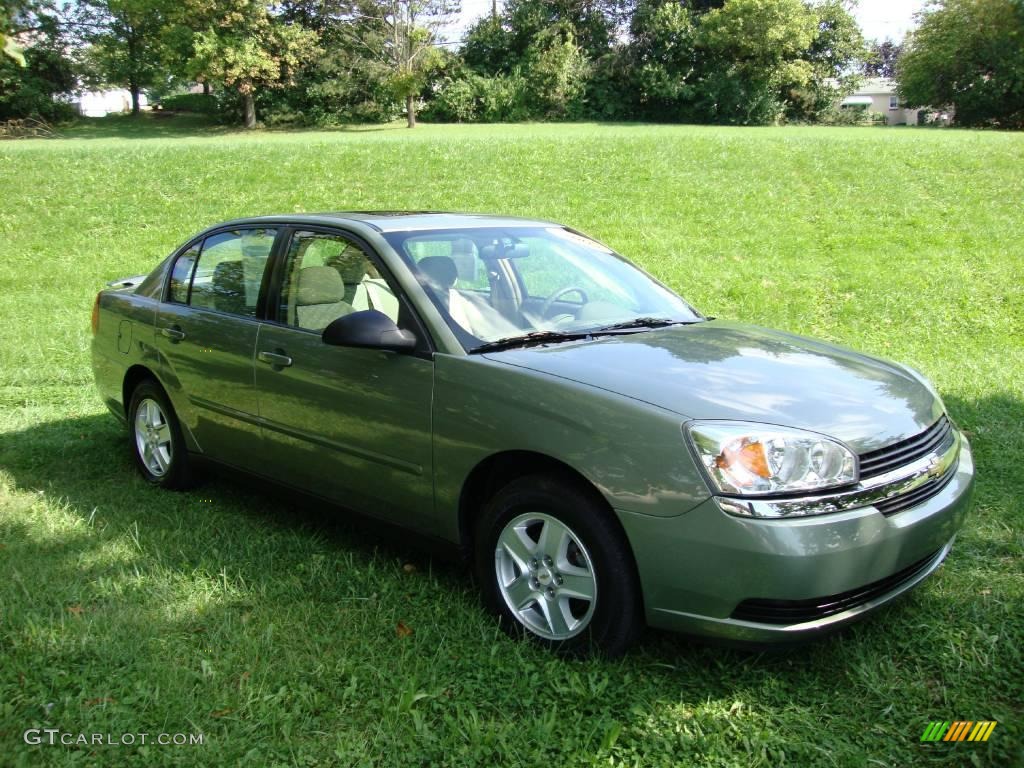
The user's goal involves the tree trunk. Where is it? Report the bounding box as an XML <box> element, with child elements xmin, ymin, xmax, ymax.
<box><xmin>202</xmin><ymin>81</ymin><xmax>210</xmax><ymax>96</ymax></box>
<box><xmin>130</xmin><ymin>81</ymin><xmax>141</xmax><ymax>116</ymax></box>
<box><xmin>406</xmin><ymin>93</ymin><xmax>416</xmax><ymax>128</ymax></box>
<box><xmin>243</xmin><ymin>90</ymin><xmax>256</xmax><ymax>129</ymax></box>
<box><xmin>127</xmin><ymin>29</ymin><xmax>141</xmax><ymax>116</ymax></box>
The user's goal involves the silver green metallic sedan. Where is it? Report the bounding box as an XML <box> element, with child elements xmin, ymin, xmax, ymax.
<box><xmin>91</xmin><ymin>213</ymin><xmax>974</xmax><ymax>656</ymax></box>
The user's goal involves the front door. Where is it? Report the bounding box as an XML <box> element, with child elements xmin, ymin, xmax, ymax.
<box><xmin>154</xmin><ymin>227</ymin><xmax>276</xmax><ymax>471</ymax></box>
<box><xmin>253</xmin><ymin>229</ymin><xmax>435</xmax><ymax>529</ymax></box>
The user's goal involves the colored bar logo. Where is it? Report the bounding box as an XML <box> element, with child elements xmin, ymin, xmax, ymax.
<box><xmin>921</xmin><ymin>721</ymin><xmax>997</xmax><ymax>742</ymax></box>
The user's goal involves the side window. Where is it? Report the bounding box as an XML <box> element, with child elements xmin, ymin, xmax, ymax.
<box><xmin>279</xmin><ymin>231</ymin><xmax>401</xmax><ymax>332</ymax></box>
<box><xmin>168</xmin><ymin>245</ymin><xmax>199</xmax><ymax>303</ymax></box>
<box><xmin>189</xmin><ymin>229</ymin><xmax>276</xmax><ymax>317</ymax></box>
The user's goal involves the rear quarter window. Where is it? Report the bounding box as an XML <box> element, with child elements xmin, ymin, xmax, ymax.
<box><xmin>168</xmin><ymin>245</ymin><xmax>199</xmax><ymax>303</ymax></box>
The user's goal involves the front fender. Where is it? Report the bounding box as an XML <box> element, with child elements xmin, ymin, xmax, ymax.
<box><xmin>431</xmin><ymin>354</ymin><xmax>710</xmax><ymax>542</ymax></box>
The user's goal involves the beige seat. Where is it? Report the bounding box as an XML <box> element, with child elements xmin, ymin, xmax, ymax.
<box><xmin>326</xmin><ymin>247</ymin><xmax>401</xmax><ymax>322</ymax></box>
<box><xmin>417</xmin><ymin>256</ymin><xmax>518</xmax><ymax>338</ymax></box>
<box><xmin>294</xmin><ymin>266</ymin><xmax>354</xmax><ymax>331</ymax></box>
<box><xmin>364</xmin><ymin>278</ymin><xmax>400</xmax><ymax>322</ymax></box>
<box><xmin>329</xmin><ymin>247</ymin><xmax>371</xmax><ymax>306</ymax></box>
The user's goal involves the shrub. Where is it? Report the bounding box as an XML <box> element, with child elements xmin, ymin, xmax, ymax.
<box><xmin>422</xmin><ymin>73</ymin><xmax>530</xmax><ymax>123</ymax></box>
<box><xmin>820</xmin><ymin>105</ymin><xmax>868</xmax><ymax>125</ymax></box>
<box><xmin>157</xmin><ymin>93</ymin><xmax>219</xmax><ymax>115</ymax></box>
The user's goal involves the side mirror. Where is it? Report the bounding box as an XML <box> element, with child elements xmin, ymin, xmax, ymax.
<box><xmin>322</xmin><ymin>310</ymin><xmax>417</xmax><ymax>353</ymax></box>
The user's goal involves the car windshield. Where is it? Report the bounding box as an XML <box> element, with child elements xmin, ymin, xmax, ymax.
<box><xmin>384</xmin><ymin>227</ymin><xmax>701</xmax><ymax>351</ymax></box>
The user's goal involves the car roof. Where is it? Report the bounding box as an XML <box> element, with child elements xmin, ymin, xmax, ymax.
<box><xmin>213</xmin><ymin>211</ymin><xmax>560</xmax><ymax>234</ymax></box>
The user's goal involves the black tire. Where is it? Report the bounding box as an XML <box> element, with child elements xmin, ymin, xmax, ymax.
<box><xmin>475</xmin><ymin>473</ymin><xmax>644</xmax><ymax>657</ymax></box>
<box><xmin>127</xmin><ymin>379</ymin><xmax>197</xmax><ymax>490</ymax></box>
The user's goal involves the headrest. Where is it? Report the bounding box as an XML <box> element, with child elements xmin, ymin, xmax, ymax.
<box><xmin>296</xmin><ymin>266</ymin><xmax>346</xmax><ymax>306</ymax></box>
<box><xmin>418</xmin><ymin>256</ymin><xmax>458</xmax><ymax>290</ymax></box>
<box><xmin>326</xmin><ymin>246</ymin><xmax>369</xmax><ymax>284</ymax></box>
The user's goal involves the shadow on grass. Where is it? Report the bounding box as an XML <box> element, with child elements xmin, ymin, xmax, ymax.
<box><xmin>49</xmin><ymin>114</ymin><xmax>415</xmax><ymax>142</ymax></box>
<box><xmin>52</xmin><ymin>114</ymin><xmax>235</xmax><ymax>141</ymax></box>
<box><xmin>1</xmin><ymin>403</ymin><xmax>1019</xmax><ymax>763</ymax></box>
<box><xmin>943</xmin><ymin>392</ymin><xmax>1024</xmax><ymax>517</ymax></box>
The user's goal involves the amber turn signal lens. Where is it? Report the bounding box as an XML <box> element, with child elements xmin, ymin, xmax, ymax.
<box><xmin>716</xmin><ymin>439</ymin><xmax>771</xmax><ymax>481</ymax></box>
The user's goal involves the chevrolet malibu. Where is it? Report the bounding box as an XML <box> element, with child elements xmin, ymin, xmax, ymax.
<box><xmin>91</xmin><ymin>213</ymin><xmax>974</xmax><ymax>656</ymax></box>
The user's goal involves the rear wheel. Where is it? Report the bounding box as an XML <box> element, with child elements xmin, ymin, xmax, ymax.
<box><xmin>128</xmin><ymin>379</ymin><xmax>196</xmax><ymax>490</ymax></box>
<box><xmin>475</xmin><ymin>473</ymin><xmax>643</xmax><ymax>657</ymax></box>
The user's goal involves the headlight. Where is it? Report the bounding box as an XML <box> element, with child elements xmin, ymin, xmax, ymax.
<box><xmin>687</xmin><ymin>422</ymin><xmax>858</xmax><ymax>496</ymax></box>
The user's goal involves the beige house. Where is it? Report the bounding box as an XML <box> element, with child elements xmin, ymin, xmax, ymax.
<box><xmin>839</xmin><ymin>78</ymin><xmax>920</xmax><ymax>125</ymax></box>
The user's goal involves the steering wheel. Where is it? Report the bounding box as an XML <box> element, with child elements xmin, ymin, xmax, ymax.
<box><xmin>540</xmin><ymin>286</ymin><xmax>589</xmax><ymax>319</ymax></box>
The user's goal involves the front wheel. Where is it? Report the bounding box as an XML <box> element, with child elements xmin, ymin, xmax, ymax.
<box><xmin>128</xmin><ymin>379</ymin><xmax>196</xmax><ymax>490</ymax></box>
<box><xmin>475</xmin><ymin>474</ymin><xmax>644</xmax><ymax>657</ymax></box>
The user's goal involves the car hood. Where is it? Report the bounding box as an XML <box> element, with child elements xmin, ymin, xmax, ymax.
<box><xmin>483</xmin><ymin>320</ymin><xmax>942</xmax><ymax>454</ymax></box>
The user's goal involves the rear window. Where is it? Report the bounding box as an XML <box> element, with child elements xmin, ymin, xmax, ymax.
<box><xmin>167</xmin><ymin>229</ymin><xmax>276</xmax><ymax>317</ymax></box>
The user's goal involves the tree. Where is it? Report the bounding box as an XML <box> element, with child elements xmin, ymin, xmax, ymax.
<box><xmin>186</xmin><ymin>0</ymin><xmax>319</xmax><ymax>128</ymax></box>
<box><xmin>304</xmin><ymin>1</ymin><xmax>400</xmax><ymax>124</ymax></box>
<box><xmin>863</xmin><ymin>39</ymin><xmax>902</xmax><ymax>78</ymax></box>
<box><xmin>1</xmin><ymin>2</ymin><xmax>74</xmax><ymax>119</ymax></box>
<box><xmin>4</xmin><ymin>1</ymin><xmax>56</xmax><ymax>66</ymax></box>
<box><xmin>2</xmin><ymin>2</ymin><xmax>25</xmax><ymax>64</ymax></box>
<box><xmin>695</xmin><ymin>0</ymin><xmax>819</xmax><ymax>123</ymax></box>
<box><xmin>340</xmin><ymin>0</ymin><xmax>459</xmax><ymax>128</ymax></box>
<box><xmin>625</xmin><ymin>0</ymin><xmax>698</xmax><ymax>119</ymax></box>
<box><xmin>0</xmin><ymin>30</ymin><xmax>74</xmax><ymax>120</ymax></box>
<box><xmin>523</xmin><ymin>22</ymin><xmax>589</xmax><ymax>117</ymax></box>
<box><xmin>897</xmin><ymin>0</ymin><xmax>1024</xmax><ymax>128</ymax></box>
<box><xmin>463</xmin><ymin>0</ymin><xmax>620</xmax><ymax>76</ymax></box>
<box><xmin>790</xmin><ymin>0</ymin><xmax>864</xmax><ymax>120</ymax></box>
<box><xmin>73</xmin><ymin>0</ymin><xmax>171</xmax><ymax>115</ymax></box>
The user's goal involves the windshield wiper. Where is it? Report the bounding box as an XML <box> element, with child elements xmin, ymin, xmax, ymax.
<box><xmin>471</xmin><ymin>330</ymin><xmax>593</xmax><ymax>354</ymax></box>
<box><xmin>590</xmin><ymin>317</ymin><xmax>699</xmax><ymax>333</ymax></box>
<box><xmin>471</xmin><ymin>318</ymin><xmax>702</xmax><ymax>354</ymax></box>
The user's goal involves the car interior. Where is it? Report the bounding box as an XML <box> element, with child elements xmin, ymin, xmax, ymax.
<box><xmin>188</xmin><ymin>229</ymin><xmax>275</xmax><ymax>317</ymax></box>
<box><xmin>281</xmin><ymin>232</ymin><xmax>401</xmax><ymax>332</ymax></box>
<box><xmin>399</xmin><ymin>233</ymin><xmax>621</xmax><ymax>343</ymax></box>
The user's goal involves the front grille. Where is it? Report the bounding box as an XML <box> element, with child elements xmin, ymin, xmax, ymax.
<box><xmin>858</xmin><ymin>416</ymin><xmax>954</xmax><ymax>479</ymax></box>
<box><xmin>730</xmin><ymin>549</ymin><xmax>941</xmax><ymax>625</ymax></box>
<box><xmin>874</xmin><ymin>472</ymin><xmax>956</xmax><ymax>516</ymax></box>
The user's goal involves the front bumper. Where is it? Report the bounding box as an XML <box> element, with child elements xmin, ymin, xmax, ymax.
<box><xmin>618</xmin><ymin>432</ymin><xmax>974</xmax><ymax>643</ymax></box>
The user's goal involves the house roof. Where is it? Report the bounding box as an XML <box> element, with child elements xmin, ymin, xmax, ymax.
<box><xmin>850</xmin><ymin>78</ymin><xmax>897</xmax><ymax>96</ymax></box>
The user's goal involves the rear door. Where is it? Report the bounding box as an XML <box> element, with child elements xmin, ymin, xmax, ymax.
<box><xmin>154</xmin><ymin>227</ymin><xmax>277</xmax><ymax>471</ymax></box>
<box><xmin>253</xmin><ymin>228</ymin><xmax>435</xmax><ymax>529</ymax></box>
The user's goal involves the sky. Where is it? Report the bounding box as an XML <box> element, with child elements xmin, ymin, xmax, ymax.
<box><xmin>450</xmin><ymin>0</ymin><xmax>927</xmax><ymax>44</ymax></box>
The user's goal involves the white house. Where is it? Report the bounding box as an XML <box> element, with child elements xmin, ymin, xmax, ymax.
<box><xmin>839</xmin><ymin>78</ymin><xmax>919</xmax><ymax>125</ymax></box>
<box><xmin>71</xmin><ymin>90</ymin><xmax>149</xmax><ymax>117</ymax></box>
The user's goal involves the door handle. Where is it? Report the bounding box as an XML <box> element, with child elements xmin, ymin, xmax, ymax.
<box><xmin>257</xmin><ymin>350</ymin><xmax>293</xmax><ymax>368</ymax></box>
<box><xmin>161</xmin><ymin>325</ymin><xmax>186</xmax><ymax>342</ymax></box>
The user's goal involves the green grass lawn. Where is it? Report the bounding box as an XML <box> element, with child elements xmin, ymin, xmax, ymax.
<box><xmin>1</xmin><ymin>116</ymin><xmax>1022</xmax><ymax>766</ymax></box>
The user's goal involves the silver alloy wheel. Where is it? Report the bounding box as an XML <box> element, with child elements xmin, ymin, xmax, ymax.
<box><xmin>134</xmin><ymin>398</ymin><xmax>172</xmax><ymax>477</ymax></box>
<box><xmin>494</xmin><ymin>512</ymin><xmax>598</xmax><ymax>640</ymax></box>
